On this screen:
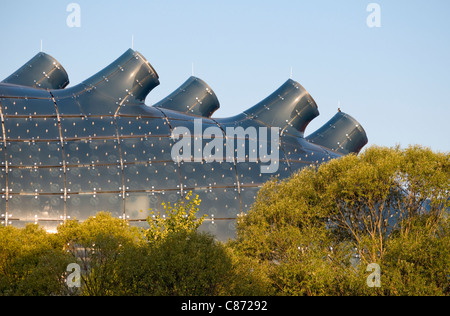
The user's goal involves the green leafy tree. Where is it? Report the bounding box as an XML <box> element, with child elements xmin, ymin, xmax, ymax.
<box><xmin>232</xmin><ymin>166</ymin><xmax>358</xmax><ymax>295</ymax></box>
<box><xmin>115</xmin><ymin>231</ymin><xmax>234</xmax><ymax>296</ymax></box>
<box><xmin>233</xmin><ymin>145</ymin><xmax>450</xmax><ymax>296</ymax></box>
<box><xmin>381</xmin><ymin>216</ymin><xmax>449</xmax><ymax>296</ymax></box>
<box><xmin>0</xmin><ymin>224</ymin><xmax>71</xmax><ymax>296</ymax></box>
<box><xmin>144</xmin><ymin>191</ymin><xmax>207</xmax><ymax>242</ymax></box>
<box><xmin>114</xmin><ymin>192</ymin><xmax>268</xmax><ymax>296</ymax></box>
<box><xmin>56</xmin><ymin>212</ymin><xmax>144</xmax><ymax>296</ymax></box>
<box><xmin>323</xmin><ymin>145</ymin><xmax>449</xmax><ymax>264</ymax></box>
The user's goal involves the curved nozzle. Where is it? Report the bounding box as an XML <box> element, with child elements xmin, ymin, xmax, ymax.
<box><xmin>80</xmin><ymin>49</ymin><xmax>160</xmax><ymax>103</ymax></box>
<box><xmin>306</xmin><ymin>111</ymin><xmax>368</xmax><ymax>155</ymax></box>
<box><xmin>243</xmin><ymin>79</ymin><xmax>319</xmax><ymax>136</ymax></box>
<box><xmin>2</xmin><ymin>52</ymin><xmax>69</xmax><ymax>89</ymax></box>
<box><xmin>154</xmin><ymin>76</ymin><xmax>220</xmax><ymax>117</ymax></box>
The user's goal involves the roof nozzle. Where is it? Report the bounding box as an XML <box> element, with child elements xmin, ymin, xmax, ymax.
<box><xmin>154</xmin><ymin>76</ymin><xmax>219</xmax><ymax>117</ymax></box>
<box><xmin>306</xmin><ymin>111</ymin><xmax>368</xmax><ymax>155</ymax></box>
<box><xmin>243</xmin><ymin>79</ymin><xmax>319</xmax><ymax>136</ymax></box>
<box><xmin>2</xmin><ymin>52</ymin><xmax>69</xmax><ymax>89</ymax></box>
<box><xmin>80</xmin><ymin>49</ymin><xmax>159</xmax><ymax>104</ymax></box>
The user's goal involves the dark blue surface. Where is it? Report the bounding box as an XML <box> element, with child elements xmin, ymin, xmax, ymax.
<box><xmin>0</xmin><ymin>49</ymin><xmax>368</xmax><ymax>240</ymax></box>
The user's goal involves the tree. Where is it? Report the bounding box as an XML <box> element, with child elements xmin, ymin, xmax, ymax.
<box><xmin>0</xmin><ymin>224</ymin><xmax>71</xmax><ymax>296</ymax></box>
<box><xmin>56</xmin><ymin>212</ymin><xmax>144</xmax><ymax>296</ymax></box>
<box><xmin>115</xmin><ymin>191</ymin><xmax>268</xmax><ymax>296</ymax></box>
<box><xmin>323</xmin><ymin>145</ymin><xmax>449</xmax><ymax>264</ymax></box>
<box><xmin>232</xmin><ymin>145</ymin><xmax>449</xmax><ymax>295</ymax></box>
<box><xmin>381</xmin><ymin>215</ymin><xmax>449</xmax><ymax>296</ymax></box>
<box><xmin>115</xmin><ymin>230</ymin><xmax>235</xmax><ymax>296</ymax></box>
<box><xmin>232</xmin><ymin>166</ymin><xmax>356</xmax><ymax>295</ymax></box>
<box><xmin>144</xmin><ymin>191</ymin><xmax>206</xmax><ymax>242</ymax></box>
<box><xmin>0</xmin><ymin>194</ymin><xmax>268</xmax><ymax>296</ymax></box>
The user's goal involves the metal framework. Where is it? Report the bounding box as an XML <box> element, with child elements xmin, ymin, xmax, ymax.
<box><xmin>0</xmin><ymin>49</ymin><xmax>368</xmax><ymax>240</ymax></box>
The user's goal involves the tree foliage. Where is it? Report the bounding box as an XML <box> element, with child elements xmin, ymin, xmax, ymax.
<box><xmin>115</xmin><ymin>231</ymin><xmax>233</xmax><ymax>296</ymax></box>
<box><xmin>144</xmin><ymin>191</ymin><xmax>206</xmax><ymax>242</ymax></box>
<box><xmin>0</xmin><ymin>192</ymin><xmax>261</xmax><ymax>296</ymax></box>
<box><xmin>56</xmin><ymin>212</ymin><xmax>144</xmax><ymax>296</ymax></box>
<box><xmin>232</xmin><ymin>145</ymin><xmax>449</xmax><ymax>295</ymax></box>
<box><xmin>0</xmin><ymin>145</ymin><xmax>448</xmax><ymax>296</ymax></box>
<box><xmin>0</xmin><ymin>224</ymin><xmax>71</xmax><ymax>296</ymax></box>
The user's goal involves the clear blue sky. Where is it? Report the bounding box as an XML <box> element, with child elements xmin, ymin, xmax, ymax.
<box><xmin>0</xmin><ymin>0</ymin><xmax>449</xmax><ymax>152</ymax></box>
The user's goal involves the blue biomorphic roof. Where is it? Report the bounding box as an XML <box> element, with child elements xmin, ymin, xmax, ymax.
<box><xmin>0</xmin><ymin>49</ymin><xmax>368</xmax><ymax>240</ymax></box>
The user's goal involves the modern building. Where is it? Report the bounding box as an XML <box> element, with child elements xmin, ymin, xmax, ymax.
<box><xmin>0</xmin><ymin>49</ymin><xmax>368</xmax><ymax>240</ymax></box>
